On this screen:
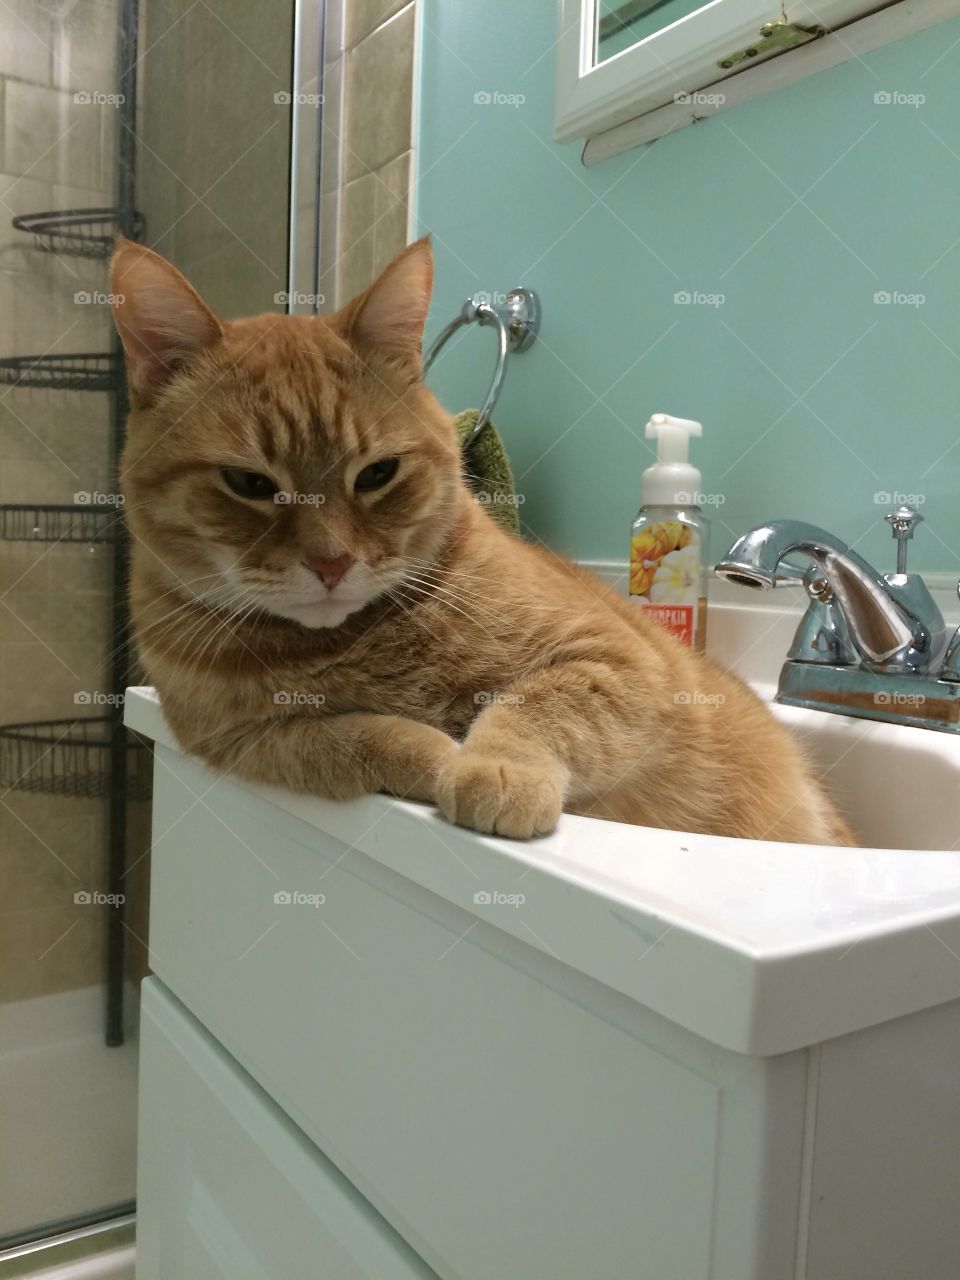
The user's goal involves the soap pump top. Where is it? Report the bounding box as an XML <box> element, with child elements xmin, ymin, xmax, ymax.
<box><xmin>641</xmin><ymin>413</ymin><xmax>702</xmax><ymax>507</ymax></box>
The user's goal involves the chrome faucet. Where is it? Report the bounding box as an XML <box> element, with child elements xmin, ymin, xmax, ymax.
<box><xmin>716</xmin><ymin>506</ymin><xmax>960</xmax><ymax>733</ymax></box>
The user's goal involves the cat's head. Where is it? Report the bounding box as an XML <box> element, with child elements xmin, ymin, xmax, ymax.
<box><xmin>110</xmin><ymin>237</ymin><xmax>462</xmax><ymax>630</ymax></box>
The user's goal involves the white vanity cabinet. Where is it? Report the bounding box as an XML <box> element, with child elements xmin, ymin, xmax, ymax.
<box><xmin>137</xmin><ymin>980</ymin><xmax>440</xmax><ymax>1280</ymax></box>
<box><xmin>127</xmin><ymin>684</ymin><xmax>960</xmax><ymax>1280</ymax></box>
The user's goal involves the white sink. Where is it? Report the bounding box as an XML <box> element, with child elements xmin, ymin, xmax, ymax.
<box><xmin>125</xmin><ymin>587</ymin><xmax>960</xmax><ymax>1280</ymax></box>
<box><xmin>770</xmin><ymin>692</ymin><xmax>960</xmax><ymax>853</ymax></box>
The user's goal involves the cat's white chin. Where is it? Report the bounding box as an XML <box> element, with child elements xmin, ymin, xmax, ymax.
<box><xmin>274</xmin><ymin>597</ymin><xmax>367</xmax><ymax>629</ymax></box>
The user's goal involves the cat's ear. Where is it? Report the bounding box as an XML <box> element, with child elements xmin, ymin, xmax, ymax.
<box><xmin>345</xmin><ymin>236</ymin><xmax>433</xmax><ymax>368</ymax></box>
<box><xmin>110</xmin><ymin>237</ymin><xmax>223</xmax><ymax>402</ymax></box>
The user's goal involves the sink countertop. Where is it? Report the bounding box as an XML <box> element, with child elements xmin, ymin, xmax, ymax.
<box><xmin>126</xmin><ymin>682</ymin><xmax>960</xmax><ymax>1056</ymax></box>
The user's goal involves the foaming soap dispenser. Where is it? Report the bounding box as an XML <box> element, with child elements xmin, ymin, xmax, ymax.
<box><xmin>629</xmin><ymin>413</ymin><xmax>709</xmax><ymax>651</ymax></box>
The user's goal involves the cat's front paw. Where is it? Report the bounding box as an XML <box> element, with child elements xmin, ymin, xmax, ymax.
<box><xmin>435</xmin><ymin>753</ymin><xmax>563</xmax><ymax>839</ymax></box>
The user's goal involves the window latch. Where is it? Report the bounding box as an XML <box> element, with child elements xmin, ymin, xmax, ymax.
<box><xmin>718</xmin><ymin>19</ymin><xmax>825</xmax><ymax>70</ymax></box>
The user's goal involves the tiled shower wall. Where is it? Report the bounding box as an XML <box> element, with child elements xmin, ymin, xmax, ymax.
<box><xmin>0</xmin><ymin>0</ymin><xmax>152</xmax><ymax>1002</ymax></box>
<box><xmin>138</xmin><ymin>0</ymin><xmax>293</xmax><ymax>315</ymax></box>
<box><xmin>332</xmin><ymin>1</ymin><xmax>416</xmax><ymax>306</ymax></box>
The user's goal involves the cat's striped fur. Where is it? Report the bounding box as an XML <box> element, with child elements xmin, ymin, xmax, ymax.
<box><xmin>110</xmin><ymin>237</ymin><xmax>854</xmax><ymax>845</ymax></box>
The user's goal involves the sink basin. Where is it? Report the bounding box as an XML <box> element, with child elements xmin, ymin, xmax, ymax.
<box><xmin>767</xmin><ymin>690</ymin><xmax>960</xmax><ymax>852</ymax></box>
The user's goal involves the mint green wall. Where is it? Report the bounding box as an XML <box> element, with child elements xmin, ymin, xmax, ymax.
<box><xmin>415</xmin><ymin>4</ymin><xmax>960</xmax><ymax>575</ymax></box>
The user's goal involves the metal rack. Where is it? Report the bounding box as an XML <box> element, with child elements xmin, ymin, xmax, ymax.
<box><xmin>0</xmin><ymin>503</ymin><xmax>124</xmax><ymax>543</ymax></box>
<box><xmin>0</xmin><ymin>718</ymin><xmax>151</xmax><ymax>801</ymax></box>
<box><xmin>0</xmin><ymin>353</ymin><xmax>122</xmax><ymax>391</ymax></box>
<box><xmin>12</xmin><ymin>208</ymin><xmax>145</xmax><ymax>259</ymax></box>
<box><xmin>0</xmin><ymin>0</ymin><xmax>144</xmax><ymax>1048</ymax></box>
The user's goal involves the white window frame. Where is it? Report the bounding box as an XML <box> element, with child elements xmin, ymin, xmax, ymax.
<box><xmin>556</xmin><ymin>0</ymin><xmax>960</xmax><ymax>163</ymax></box>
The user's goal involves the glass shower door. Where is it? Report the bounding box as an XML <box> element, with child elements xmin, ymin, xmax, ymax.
<box><xmin>0</xmin><ymin>0</ymin><xmax>299</xmax><ymax>1252</ymax></box>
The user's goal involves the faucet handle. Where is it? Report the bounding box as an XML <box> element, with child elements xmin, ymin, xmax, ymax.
<box><xmin>884</xmin><ymin>504</ymin><xmax>924</xmax><ymax>575</ymax></box>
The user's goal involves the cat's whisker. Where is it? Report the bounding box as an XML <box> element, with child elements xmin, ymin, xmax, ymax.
<box><xmin>401</xmin><ymin>558</ymin><xmax>564</xmax><ymax>616</ymax></box>
<box><xmin>197</xmin><ymin>598</ymin><xmax>263</xmax><ymax>676</ymax></box>
<box><xmin>96</xmin><ymin>577</ymin><xmax>227</xmax><ymax>674</ymax></box>
<box><xmin>133</xmin><ymin>584</ymin><xmax>238</xmax><ymax>657</ymax></box>
<box><xmin>190</xmin><ymin>589</ymin><xmax>263</xmax><ymax>671</ymax></box>
<box><xmin>395</xmin><ymin>577</ymin><xmax>502</xmax><ymax>639</ymax></box>
<box><xmin>397</xmin><ymin>571</ymin><xmax>510</xmax><ymax>628</ymax></box>
<box><xmin>148</xmin><ymin>585</ymin><xmax>257</xmax><ymax>670</ymax></box>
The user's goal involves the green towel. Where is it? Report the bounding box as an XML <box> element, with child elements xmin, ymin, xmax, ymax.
<box><xmin>453</xmin><ymin>409</ymin><xmax>520</xmax><ymax>535</ymax></box>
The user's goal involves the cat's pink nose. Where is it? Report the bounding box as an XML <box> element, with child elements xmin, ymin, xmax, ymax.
<box><xmin>303</xmin><ymin>553</ymin><xmax>355</xmax><ymax>589</ymax></box>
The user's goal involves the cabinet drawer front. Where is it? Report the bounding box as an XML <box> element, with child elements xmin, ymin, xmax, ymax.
<box><xmin>148</xmin><ymin>747</ymin><xmax>801</xmax><ymax>1280</ymax></box>
<box><xmin>137</xmin><ymin>979</ymin><xmax>438</xmax><ymax>1280</ymax></box>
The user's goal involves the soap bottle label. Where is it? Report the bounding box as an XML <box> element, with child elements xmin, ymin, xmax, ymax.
<box><xmin>629</xmin><ymin>520</ymin><xmax>702</xmax><ymax>648</ymax></box>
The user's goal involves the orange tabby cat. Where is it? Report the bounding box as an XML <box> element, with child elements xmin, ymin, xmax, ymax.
<box><xmin>110</xmin><ymin>236</ymin><xmax>854</xmax><ymax>846</ymax></box>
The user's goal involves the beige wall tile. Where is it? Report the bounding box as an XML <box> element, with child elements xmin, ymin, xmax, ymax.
<box><xmin>0</xmin><ymin>640</ymin><xmax>109</xmax><ymax>723</ymax></box>
<box><xmin>372</xmin><ymin>150</ymin><xmax>410</xmax><ymax>275</ymax></box>
<box><xmin>177</xmin><ymin>238</ymin><xmax>284</xmax><ymax>318</ymax></box>
<box><xmin>51</xmin><ymin>0</ymin><xmax>121</xmax><ymax>95</ymax></box>
<box><xmin>343</xmin><ymin>4</ymin><xmax>414</xmax><ymax>182</ymax></box>
<box><xmin>317</xmin><ymin>192</ymin><xmax>339</xmax><ymax>314</ymax></box>
<box><xmin>0</xmin><ymin>902</ymin><xmax>104</xmax><ymax>1001</ymax></box>
<box><xmin>341</xmin><ymin>171</ymin><xmax>376</xmax><ymax>253</ymax></box>
<box><xmin>3</xmin><ymin>81</ymin><xmax>105</xmax><ymax>191</ymax></box>
<box><xmin>54</xmin><ymin>543</ymin><xmax>113</xmax><ymax>594</ymax></box>
<box><xmin>0</xmin><ymin>590</ymin><xmax>52</xmax><ymax>644</ymax></box>
<box><xmin>0</xmin><ymin>172</ymin><xmax>59</xmax><ymax>285</ymax></box>
<box><xmin>138</xmin><ymin>0</ymin><xmax>293</xmax><ymax>315</ymax></box>
<box><xmin>338</xmin><ymin>172</ymin><xmax>376</xmax><ymax>301</ymax></box>
<box><xmin>345</xmin><ymin>0</ymin><xmax>410</xmax><ymax>50</ymax></box>
<box><xmin>0</xmin><ymin>542</ymin><xmax>51</xmax><ymax>593</ymax></box>
<box><xmin>0</xmin><ymin>797</ymin><xmax>99</xmax><ymax>912</ymax></box>
<box><xmin>0</xmin><ymin>2</ymin><xmax>54</xmax><ymax>86</ymax></box>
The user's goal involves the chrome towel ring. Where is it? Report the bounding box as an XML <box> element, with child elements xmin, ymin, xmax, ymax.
<box><xmin>423</xmin><ymin>287</ymin><xmax>540</xmax><ymax>447</ymax></box>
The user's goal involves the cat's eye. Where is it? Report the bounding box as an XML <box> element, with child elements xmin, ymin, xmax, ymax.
<box><xmin>221</xmin><ymin>468</ymin><xmax>279</xmax><ymax>500</ymax></box>
<box><xmin>354</xmin><ymin>458</ymin><xmax>399</xmax><ymax>492</ymax></box>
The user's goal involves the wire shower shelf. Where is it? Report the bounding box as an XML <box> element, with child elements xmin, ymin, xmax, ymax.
<box><xmin>0</xmin><ymin>352</ymin><xmax>122</xmax><ymax>391</ymax></box>
<box><xmin>0</xmin><ymin>717</ymin><xmax>152</xmax><ymax>801</ymax></box>
<box><xmin>12</xmin><ymin>207</ymin><xmax>145</xmax><ymax>258</ymax></box>
<box><xmin>0</xmin><ymin>503</ymin><xmax>123</xmax><ymax>543</ymax></box>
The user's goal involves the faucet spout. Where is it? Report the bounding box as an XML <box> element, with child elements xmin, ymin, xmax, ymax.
<box><xmin>716</xmin><ymin>520</ymin><xmax>939</xmax><ymax>673</ymax></box>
